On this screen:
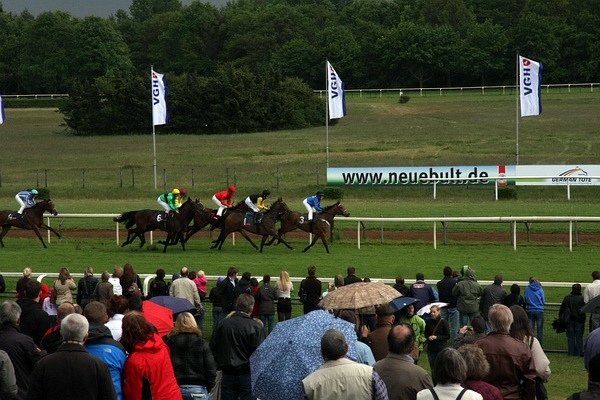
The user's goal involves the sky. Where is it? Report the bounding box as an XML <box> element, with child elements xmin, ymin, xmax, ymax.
<box><xmin>1</xmin><ymin>0</ymin><xmax>227</xmax><ymax>18</ymax></box>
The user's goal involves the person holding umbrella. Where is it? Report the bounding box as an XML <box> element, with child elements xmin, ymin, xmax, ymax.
<box><xmin>396</xmin><ymin>304</ymin><xmax>426</xmax><ymax>364</ymax></box>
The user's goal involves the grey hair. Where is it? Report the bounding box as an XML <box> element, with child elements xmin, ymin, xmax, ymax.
<box><xmin>235</xmin><ymin>293</ymin><xmax>255</xmax><ymax>314</ymax></box>
<box><xmin>0</xmin><ymin>301</ymin><xmax>21</xmax><ymax>325</ymax></box>
<box><xmin>60</xmin><ymin>313</ymin><xmax>89</xmax><ymax>342</ymax></box>
<box><xmin>321</xmin><ymin>329</ymin><xmax>348</xmax><ymax>361</ymax></box>
<box><xmin>489</xmin><ymin>303</ymin><xmax>513</xmax><ymax>333</ymax></box>
<box><xmin>433</xmin><ymin>347</ymin><xmax>467</xmax><ymax>384</ymax></box>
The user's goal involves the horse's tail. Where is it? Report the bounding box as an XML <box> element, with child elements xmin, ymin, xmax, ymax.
<box><xmin>114</xmin><ymin>211</ymin><xmax>137</xmax><ymax>229</ymax></box>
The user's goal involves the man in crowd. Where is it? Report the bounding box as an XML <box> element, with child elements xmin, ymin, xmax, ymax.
<box><xmin>393</xmin><ymin>276</ymin><xmax>409</xmax><ymax>296</ymax></box>
<box><xmin>584</xmin><ymin>270</ymin><xmax>600</xmax><ymax>332</ymax></box>
<box><xmin>476</xmin><ymin>304</ymin><xmax>536</xmax><ymax>400</ymax></box>
<box><xmin>218</xmin><ymin>267</ymin><xmax>239</xmax><ymax>314</ymax></box>
<box><xmin>436</xmin><ymin>266</ymin><xmax>459</xmax><ymax>342</ymax></box>
<box><xmin>409</xmin><ymin>273</ymin><xmax>437</xmax><ymax>313</ymax></box>
<box><xmin>299</xmin><ymin>265</ymin><xmax>322</xmax><ymax>314</ymax></box>
<box><xmin>480</xmin><ymin>274</ymin><xmax>507</xmax><ymax>333</ymax></box>
<box><xmin>368</xmin><ymin>305</ymin><xmax>396</xmax><ymax>361</ymax></box>
<box><xmin>373</xmin><ymin>324</ymin><xmax>433</xmax><ymax>400</ymax></box>
<box><xmin>344</xmin><ymin>266</ymin><xmax>362</xmax><ymax>285</ymax></box>
<box><xmin>40</xmin><ymin>302</ymin><xmax>76</xmax><ymax>354</ymax></box>
<box><xmin>452</xmin><ymin>265</ymin><xmax>483</xmax><ymax>326</ymax></box>
<box><xmin>302</xmin><ymin>329</ymin><xmax>388</xmax><ymax>400</ymax></box>
<box><xmin>169</xmin><ymin>267</ymin><xmax>201</xmax><ymax>311</ymax></box>
<box><xmin>16</xmin><ymin>279</ymin><xmax>51</xmax><ymax>346</ymax></box>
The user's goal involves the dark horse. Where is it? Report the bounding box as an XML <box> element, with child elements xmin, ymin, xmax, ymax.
<box><xmin>0</xmin><ymin>199</ymin><xmax>60</xmax><ymax>248</ymax></box>
<box><xmin>210</xmin><ymin>197</ymin><xmax>294</xmax><ymax>252</ymax></box>
<box><xmin>269</xmin><ymin>201</ymin><xmax>350</xmax><ymax>253</ymax></box>
<box><xmin>183</xmin><ymin>203</ymin><xmax>256</xmax><ymax>246</ymax></box>
<box><xmin>114</xmin><ymin>198</ymin><xmax>202</xmax><ymax>253</ymax></box>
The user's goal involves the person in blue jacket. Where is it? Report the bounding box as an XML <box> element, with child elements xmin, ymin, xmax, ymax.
<box><xmin>303</xmin><ymin>191</ymin><xmax>324</xmax><ymax>223</ymax></box>
<box><xmin>525</xmin><ymin>276</ymin><xmax>546</xmax><ymax>345</ymax></box>
<box><xmin>15</xmin><ymin>189</ymin><xmax>38</xmax><ymax>218</ymax></box>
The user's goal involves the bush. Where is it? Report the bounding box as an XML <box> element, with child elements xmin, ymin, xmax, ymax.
<box><xmin>399</xmin><ymin>94</ymin><xmax>410</xmax><ymax>104</ymax></box>
<box><xmin>323</xmin><ymin>186</ymin><xmax>344</xmax><ymax>200</ymax></box>
<box><xmin>498</xmin><ymin>187</ymin><xmax>517</xmax><ymax>200</ymax></box>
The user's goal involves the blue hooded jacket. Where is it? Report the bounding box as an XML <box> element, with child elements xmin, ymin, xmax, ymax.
<box><xmin>525</xmin><ymin>280</ymin><xmax>545</xmax><ymax>312</ymax></box>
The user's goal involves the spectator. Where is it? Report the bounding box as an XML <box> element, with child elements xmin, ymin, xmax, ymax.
<box><xmin>524</xmin><ymin>276</ymin><xmax>545</xmax><ymax>345</ymax></box>
<box><xmin>210</xmin><ymin>293</ymin><xmax>265</xmax><ymax>400</ymax></box>
<box><xmin>323</xmin><ymin>275</ymin><xmax>344</xmax><ymax>298</ymax></box>
<box><xmin>453</xmin><ymin>316</ymin><xmax>486</xmax><ymax>348</ymax></box>
<box><xmin>480</xmin><ymin>274</ymin><xmax>507</xmax><ymax>333</ymax></box>
<box><xmin>164</xmin><ymin>312</ymin><xmax>217</xmax><ymax>400</ymax></box>
<box><xmin>54</xmin><ymin>267</ymin><xmax>76</xmax><ymax>306</ymax></box>
<box><xmin>129</xmin><ymin>295</ymin><xmax>173</xmax><ymax>338</ymax></box>
<box><xmin>77</xmin><ymin>266</ymin><xmax>99</xmax><ymax>310</ymax></box>
<box><xmin>16</xmin><ymin>279</ymin><xmax>51</xmax><ymax>346</ymax></box>
<box><xmin>436</xmin><ymin>266</ymin><xmax>459</xmax><ymax>342</ymax></box>
<box><xmin>0</xmin><ymin>349</ymin><xmax>17</xmax><ymax>399</ymax></box>
<box><xmin>108</xmin><ymin>267</ymin><xmax>123</xmax><ymax>296</ymax></box>
<box><xmin>250</xmin><ymin>277</ymin><xmax>260</xmax><ymax>317</ymax></box>
<box><xmin>369</xmin><ymin>305</ymin><xmax>396</xmax><ymax>361</ymax></box>
<box><xmin>299</xmin><ymin>265</ymin><xmax>323</xmax><ymax>314</ymax></box>
<box><xmin>93</xmin><ymin>271</ymin><xmax>114</xmax><ymax>306</ymax></box>
<box><xmin>409</xmin><ymin>273</ymin><xmax>437</xmax><ymax>313</ymax></box>
<box><xmin>393</xmin><ymin>275</ymin><xmax>410</xmax><ymax>296</ymax></box>
<box><xmin>39</xmin><ymin>302</ymin><xmax>76</xmax><ymax>355</ymax></box>
<box><xmin>503</xmin><ymin>284</ymin><xmax>526</xmax><ymax>309</ymax></box>
<box><xmin>585</xmin><ymin>325</ymin><xmax>600</xmax><ymax>371</ymax></box>
<box><xmin>452</xmin><ymin>266</ymin><xmax>483</xmax><ymax>327</ymax></box>
<box><xmin>120</xmin><ymin>263</ymin><xmax>142</xmax><ymax>298</ymax></box>
<box><xmin>416</xmin><ymin>347</ymin><xmax>482</xmax><ymax>400</ymax></box>
<box><xmin>396</xmin><ymin>304</ymin><xmax>426</xmax><ymax>364</ymax></box>
<box><xmin>344</xmin><ymin>266</ymin><xmax>362</xmax><ymax>285</ymax></box>
<box><xmin>234</xmin><ymin>271</ymin><xmax>253</xmax><ymax>299</ymax></box>
<box><xmin>302</xmin><ymin>329</ymin><xmax>388</xmax><ymax>400</ymax></box>
<box><xmin>559</xmin><ymin>283</ymin><xmax>586</xmax><ymax>356</ymax></box>
<box><xmin>148</xmin><ymin>268</ymin><xmax>169</xmax><ymax>298</ymax></box>
<box><xmin>337</xmin><ymin>310</ymin><xmax>376</xmax><ymax>366</ymax></box>
<box><xmin>121</xmin><ymin>311</ymin><xmax>182</xmax><ymax>400</ymax></box>
<box><xmin>209</xmin><ymin>277</ymin><xmax>226</xmax><ymax>332</ymax></box>
<box><xmin>83</xmin><ymin>301</ymin><xmax>127</xmax><ymax>400</ymax></box>
<box><xmin>359</xmin><ymin>278</ymin><xmax>378</xmax><ymax>332</ymax></box>
<box><xmin>475</xmin><ymin>304</ymin><xmax>536</xmax><ymax>400</ymax></box>
<box><xmin>217</xmin><ymin>267</ymin><xmax>238</xmax><ymax>315</ymax></box>
<box><xmin>41</xmin><ymin>288</ymin><xmax>58</xmax><ymax>327</ymax></box>
<box><xmin>584</xmin><ymin>270</ymin><xmax>600</xmax><ymax>332</ymax></box>
<box><xmin>457</xmin><ymin>344</ymin><xmax>503</xmax><ymax>400</ymax></box>
<box><xmin>193</xmin><ymin>270</ymin><xmax>208</xmax><ymax>302</ymax></box>
<box><xmin>275</xmin><ymin>271</ymin><xmax>293</xmax><ymax>322</ymax></box>
<box><xmin>509</xmin><ymin>305</ymin><xmax>551</xmax><ymax>385</ymax></box>
<box><xmin>257</xmin><ymin>274</ymin><xmax>277</xmax><ymax>335</ymax></box>
<box><xmin>16</xmin><ymin>267</ymin><xmax>32</xmax><ymax>298</ymax></box>
<box><xmin>373</xmin><ymin>324</ymin><xmax>433</xmax><ymax>400</ymax></box>
<box><xmin>169</xmin><ymin>267</ymin><xmax>201</xmax><ymax>312</ymax></box>
<box><xmin>567</xmin><ymin>353</ymin><xmax>600</xmax><ymax>400</ymax></box>
<box><xmin>424</xmin><ymin>304</ymin><xmax>450</xmax><ymax>372</ymax></box>
<box><xmin>0</xmin><ymin>301</ymin><xmax>47</xmax><ymax>400</ymax></box>
<box><xmin>26</xmin><ymin>313</ymin><xmax>116</xmax><ymax>400</ymax></box>
<box><xmin>105</xmin><ymin>295</ymin><xmax>129</xmax><ymax>341</ymax></box>
<box><xmin>0</xmin><ymin>272</ymin><xmax>5</xmax><ymax>294</ymax></box>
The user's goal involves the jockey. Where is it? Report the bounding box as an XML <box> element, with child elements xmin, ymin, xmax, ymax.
<box><xmin>212</xmin><ymin>185</ymin><xmax>236</xmax><ymax>216</ymax></box>
<box><xmin>178</xmin><ymin>188</ymin><xmax>187</xmax><ymax>206</ymax></box>
<box><xmin>303</xmin><ymin>191</ymin><xmax>324</xmax><ymax>223</ymax></box>
<box><xmin>157</xmin><ymin>188</ymin><xmax>181</xmax><ymax>216</ymax></box>
<box><xmin>15</xmin><ymin>189</ymin><xmax>38</xmax><ymax>218</ymax></box>
<box><xmin>244</xmin><ymin>190</ymin><xmax>270</xmax><ymax>224</ymax></box>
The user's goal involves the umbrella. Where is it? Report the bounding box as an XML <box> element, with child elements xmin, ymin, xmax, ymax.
<box><xmin>318</xmin><ymin>282</ymin><xmax>401</xmax><ymax>310</ymax></box>
<box><xmin>581</xmin><ymin>295</ymin><xmax>600</xmax><ymax>314</ymax></box>
<box><xmin>250</xmin><ymin>310</ymin><xmax>358</xmax><ymax>400</ymax></box>
<box><xmin>389</xmin><ymin>296</ymin><xmax>419</xmax><ymax>313</ymax></box>
<box><xmin>416</xmin><ymin>302</ymin><xmax>449</xmax><ymax>316</ymax></box>
<box><xmin>148</xmin><ymin>296</ymin><xmax>196</xmax><ymax>314</ymax></box>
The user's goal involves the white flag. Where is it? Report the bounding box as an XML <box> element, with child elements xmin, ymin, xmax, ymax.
<box><xmin>151</xmin><ymin>69</ymin><xmax>168</xmax><ymax>126</ymax></box>
<box><xmin>0</xmin><ymin>95</ymin><xmax>5</xmax><ymax>124</ymax></box>
<box><xmin>519</xmin><ymin>56</ymin><xmax>542</xmax><ymax>117</ymax></box>
<box><xmin>327</xmin><ymin>61</ymin><xmax>346</xmax><ymax>119</ymax></box>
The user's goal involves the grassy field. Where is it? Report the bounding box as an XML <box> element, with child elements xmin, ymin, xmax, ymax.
<box><xmin>1</xmin><ymin>91</ymin><xmax>599</xmax><ymax>399</ymax></box>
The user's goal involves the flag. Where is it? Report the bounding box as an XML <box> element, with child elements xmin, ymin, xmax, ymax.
<box><xmin>151</xmin><ymin>69</ymin><xmax>168</xmax><ymax>126</ymax></box>
<box><xmin>519</xmin><ymin>56</ymin><xmax>542</xmax><ymax>117</ymax></box>
<box><xmin>327</xmin><ymin>61</ymin><xmax>346</xmax><ymax>119</ymax></box>
<box><xmin>0</xmin><ymin>95</ymin><xmax>5</xmax><ymax>124</ymax></box>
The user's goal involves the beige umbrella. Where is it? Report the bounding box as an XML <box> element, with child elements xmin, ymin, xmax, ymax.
<box><xmin>318</xmin><ymin>282</ymin><xmax>401</xmax><ymax>310</ymax></box>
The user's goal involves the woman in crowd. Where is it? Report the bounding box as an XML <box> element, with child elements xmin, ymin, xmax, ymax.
<box><xmin>559</xmin><ymin>283</ymin><xmax>586</xmax><ymax>357</ymax></box>
<box><xmin>94</xmin><ymin>271</ymin><xmax>114</xmax><ymax>306</ymax></box>
<box><xmin>149</xmin><ymin>268</ymin><xmax>169</xmax><ymax>298</ymax></box>
<box><xmin>121</xmin><ymin>311</ymin><xmax>182</xmax><ymax>400</ymax></box>
<box><xmin>503</xmin><ymin>284</ymin><xmax>526</xmax><ymax>309</ymax></box>
<box><xmin>396</xmin><ymin>303</ymin><xmax>426</xmax><ymax>363</ymax></box>
<box><xmin>457</xmin><ymin>344</ymin><xmax>503</xmax><ymax>400</ymax></box>
<box><xmin>276</xmin><ymin>271</ymin><xmax>293</xmax><ymax>322</ymax></box>
<box><xmin>105</xmin><ymin>295</ymin><xmax>129</xmax><ymax>341</ymax></box>
<box><xmin>164</xmin><ymin>312</ymin><xmax>217</xmax><ymax>400</ymax></box>
<box><xmin>120</xmin><ymin>263</ymin><xmax>142</xmax><ymax>298</ymax></box>
<box><xmin>424</xmin><ymin>304</ymin><xmax>450</xmax><ymax>371</ymax></box>
<box><xmin>54</xmin><ymin>267</ymin><xmax>76</xmax><ymax>306</ymax></box>
<box><xmin>416</xmin><ymin>347</ymin><xmax>482</xmax><ymax>400</ymax></box>
<box><xmin>509</xmin><ymin>305</ymin><xmax>551</xmax><ymax>385</ymax></box>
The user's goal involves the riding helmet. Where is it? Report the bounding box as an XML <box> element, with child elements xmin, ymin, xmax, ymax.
<box><xmin>172</xmin><ymin>188</ymin><xmax>180</xmax><ymax>195</ymax></box>
<box><xmin>228</xmin><ymin>185</ymin><xmax>237</xmax><ymax>193</ymax></box>
<box><xmin>179</xmin><ymin>188</ymin><xmax>187</xmax><ymax>196</ymax></box>
<box><xmin>316</xmin><ymin>191</ymin><xmax>325</xmax><ymax>197</ymax></box>
<box><xmin>262</xmin><ymin>189</ymin><xmax>271</xmax><ymax>197</ymax></box>
<box><xmin>31</xmin><ymin>189</ymin><xmax>39</xmax><ymax>195</ymax></box>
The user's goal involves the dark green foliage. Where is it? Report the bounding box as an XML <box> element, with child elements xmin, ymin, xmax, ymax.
<box><xmin>498</xmin><ymin>187</ymin><xmax>518</xmax><ymax>200</ymax></box>
<box><xmin>3</xmin><ymin>98</ymin><xmax>67</xmax><ymax>108</ymax></box>
<box><xmin>323</xmin><ymin>186</ymin><xmax>344</xmax><ymax>200</ymax></box>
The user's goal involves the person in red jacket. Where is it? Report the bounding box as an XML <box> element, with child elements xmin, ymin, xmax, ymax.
<box><xmin>121</xmin><ymin>312</ymin><xmax>182</xmax><ymax>400</ymax></box>
<box><xmin>212</xmin><ymin>185</ymin><xmax>236</xmax><ymax>217</ymax></box>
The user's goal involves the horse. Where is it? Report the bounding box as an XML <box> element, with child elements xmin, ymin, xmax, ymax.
<box><xmin>210</xmin><ymin>197</ymin><xmax>294</xmax><ymax>252</ymax></box>
<box><xmin>269</xmin><ymin>201</ymin><xmax>350</xmax><ymax>253</ymax></box>
<box><xmin>183</xmin><ymin>204</ymin><xmax>258</xmax><ymax>248</ymax></box>
<box><xmin>114</xmin><ymin>198</ymin><xmax>202</xmax><ymax>253</ymax></box>
<box><xmin>0</xmin><ymin>199</ymin><xmax>60</xmax><ymax>248</ymax></box>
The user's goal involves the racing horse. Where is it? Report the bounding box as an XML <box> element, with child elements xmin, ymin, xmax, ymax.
<box><xmin>114</xmin><ymin>198</ymin><xmax>202</xmax><ymax>253</ymax></box>
<box><xmin>183</xmin><ymin>203</ymin><xmax>257</xmax><ymax>247</ymax></box>
<box><xmin>210</xmin><ymin>197</ymin><xmax>294</xmax><ymax>252</ymax></box>
<box><xmin>268</xmin><ymin>201</ymin><xmax>349</xmax><ymax>253</ymax></box>
<box><xmin>0</xmin><ymin>199</ymin><xmax>60</xmax><ymax>248</ymax></box>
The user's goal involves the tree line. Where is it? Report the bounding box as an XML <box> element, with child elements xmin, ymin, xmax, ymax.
<box><xmin>0</xmin><ymin>0</ymin><xmax>598</xmax><ymax>135</ymax></box>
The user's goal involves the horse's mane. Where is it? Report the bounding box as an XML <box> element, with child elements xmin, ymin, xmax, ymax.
<box><xmin>322</xmin><ymin>201</ymin><xmax>340</xmax><ymax>212</ymax></box>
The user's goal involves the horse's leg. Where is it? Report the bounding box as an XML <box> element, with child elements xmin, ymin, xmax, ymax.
<box><xmin>40</xmin><ymin>223</ymin><xmax>62</xmax><ymax>239</ymax></box>
<box><xmin>0</xmin><ymin>225</ymin><xmax>10</xmax><ymax>247</ymax></box>
<box><xmin>302</xmin><ymin>235</ymin><xmax>320</xmax><ymax>252</ymax></box>
<box><xmin>267</xmin><ymin>229</ymin><xmax>293</xmax><ymax>250</ymax></box>
<box><xmin>30</xmin><ymin>225</ymin><xmax>47</xmax><ymax>248</ymax></box>
<box><xmin>238</xmin><ymin>230</ymin><xmax>259</xmax><ymax>250</ymax></box>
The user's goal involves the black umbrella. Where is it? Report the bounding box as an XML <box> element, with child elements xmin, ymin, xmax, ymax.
<box><xmin>389</xmin><ymin>296</ymin><xmax>419</xmax><ymax>312</ymax></box>
<box><xmin>581</xmin><ymin>295</ymin><xmax>600</xmax><ymax>314</ymax></box>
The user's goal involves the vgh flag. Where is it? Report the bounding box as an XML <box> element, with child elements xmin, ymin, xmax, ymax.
<box><xmin>0</xmin><ymin>95</ymin><xmax>5</xmax><ymax>124</ymax></box>
<box><xmin>519</xmin><ymin>56</ymin><xmax>542</xmax><ymax>117</ymax></box>
<box><xmin>151</xmin><ymin>69</ymin><xmax>168</xmax><ymax>126</ymax></box>
<box><xmin>327</xmin><ymin>61</ymin><xmax>346</xmax><ymax>119</ymax></box>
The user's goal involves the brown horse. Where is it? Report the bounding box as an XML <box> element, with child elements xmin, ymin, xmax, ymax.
<box><xmin>114</xmin><ymin>198</ymin><xmax>202</xmax><ymax>253</ymax></box>
<box><xmin>0</xmin><ymin>199</ymin><xmax>60</xmax><ymax>248</ymax></box>
<box><xmin>271</xmin><ymin>201</ymin><xmax>350</xmax><ymax>253</ymax></box>
<box><xmin>210</xmin><ymin>197</ymin><xmax>293</xmax><ymax>252</ymax></box>
<box><xmin>183</xmin><ymin>204</ymin><xmax>257</xmax><ymax>247</ymax></box>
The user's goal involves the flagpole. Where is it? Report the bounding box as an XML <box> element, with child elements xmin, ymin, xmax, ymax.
<box><xmin>515</xmin><ymin>54</ymin><xmax>520</xmax><ymax>165</ymax></box>
<box><xmin>325</xmin><ymin>60</ymin><xmax>330</xmax><ymax>168</ymax></box>
<box><xmin>151</xmin><ymin>65</ymin><xmax>157</xmax><ymax>189</ymax></box>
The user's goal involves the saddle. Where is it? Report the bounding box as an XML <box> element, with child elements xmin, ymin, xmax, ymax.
<box><xmin>302</xmin><ymin>213</ymin><xmax>320</xmax><ymax>224</ymax></box>
<box><xmin>243</xmin><ymin>213</ymin><xmax>257</xmax><ymax>226</ymax></box>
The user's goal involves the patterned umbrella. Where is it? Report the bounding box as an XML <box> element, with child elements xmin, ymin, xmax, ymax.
<box><xmin>250</xmin><ymin>310</ymin><xmax>358</xmax><ymax>400</ymax></box>
<box><xmin>318</xmin><ymin>281</ymin><xmax>402</xmax><ymax>310</ymax></box>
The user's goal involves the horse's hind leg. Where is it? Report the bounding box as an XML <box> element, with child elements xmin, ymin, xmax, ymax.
<box><xmin>31</xmin><ymin>226</ymin><xmax>47</xmax><ymax>248</ymax></box>
<box><xmin>0</xmin><ymin>226</ymin><xmax>9</xmax><ymax>247</ymax></box>
<box><xmin>302</xmin><ymin>235</ymin><xmax>321</xmax><ymax>253</ymax></box>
